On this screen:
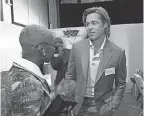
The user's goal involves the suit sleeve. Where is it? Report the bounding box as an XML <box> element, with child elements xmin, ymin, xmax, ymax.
<box><xmin>65</xmin><ymin>45</ymin><xmax>76</xmax><ymax>81</ymax></box>
<box><xmin>111</xmin><ymin>50</ymin><xmax>127</xmax><ymax>110</ymax></box>
<box><xmin>57</xmin><ymin>45</ymin><xmax>76</xmax><ymax>97</ymax></box>
<box><xmin>50</xmin><ymin>56</ymin><xmax>63</xmax><ymax>70</ymax></box>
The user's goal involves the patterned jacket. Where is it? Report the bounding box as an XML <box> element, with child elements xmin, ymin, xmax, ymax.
<box><xmin>1</xmin><ymin>60</ymin><xmax>52</xmax><ymax>116</ymax></box>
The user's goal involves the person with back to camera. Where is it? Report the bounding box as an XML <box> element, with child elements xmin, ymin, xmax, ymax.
<box><xmin>1</xmin><ymin>25</ymin><xmax>57</xmax><ymax>116</ymax></box>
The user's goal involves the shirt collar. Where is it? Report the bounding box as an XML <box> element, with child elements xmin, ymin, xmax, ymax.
<box><xmin>13</xmin><ymin>58</ymin><xmax>45</xmax><ymax>79</ymax></box>
<box><xmin>89</xmin><ymin>37</ymin><xmax>106</xmax><ymax>50</ymax></box>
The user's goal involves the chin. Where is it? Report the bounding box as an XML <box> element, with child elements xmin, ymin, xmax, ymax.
<box><xmin>44</xmin><ymin>59</ymin><xmax>50</xmax><ymax>63</ymax></box>
<box><xmin>89</xmin><ymin>37</ymin><xmax>97</xmax><ymax>41</ymax></box>
<box><xmin>90</xmin><ymin>35</ymin><xmax>102</xmax><ymax>41</ymax></box>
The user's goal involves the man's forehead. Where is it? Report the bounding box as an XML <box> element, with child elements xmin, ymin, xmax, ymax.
<box><xmin>86</xmin><ymin>13</ymin><xmax>102</xmax><ymax>21</ymax></box>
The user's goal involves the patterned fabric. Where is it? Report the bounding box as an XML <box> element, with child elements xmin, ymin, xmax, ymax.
<box><xmin>1</xmin><ymin>65</ymin><xmax>51</xmax><ymax>116</ymax></box>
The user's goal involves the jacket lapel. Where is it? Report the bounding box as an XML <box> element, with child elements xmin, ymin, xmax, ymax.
<box><xmin>95</xmin><ymin>40</ymin><xmax>113</xmax><ymax>85</ymax></box>
<box><xmin>81</xmin><ymin>39</ymin><xmax>90</xmax><ymax>80</ymax></box>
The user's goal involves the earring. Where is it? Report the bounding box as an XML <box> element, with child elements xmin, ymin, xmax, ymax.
<box><xmin>42</xmin><ymin>52</ymin><xmax>46</xmax><ymax>56</ymax></box>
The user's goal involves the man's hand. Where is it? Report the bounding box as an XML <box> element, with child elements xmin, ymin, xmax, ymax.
<box><xmin>100</xmin><ymin>102</ymin><xmax>114</xmax><ymax>115</ymax></box>
<box><xmin>49</xmin><ymin>91</ymin><xmax>56</xmax><ymax>101</ymax></box>
<box><xmin>67</xmin><ymin>106</ymin><xmax>72</xmax><ymax>111</ymax></box>
<box><xmin>55</xmin><ymin>80</ymin><xmax>67</xmax><ymax>96</ymax></box>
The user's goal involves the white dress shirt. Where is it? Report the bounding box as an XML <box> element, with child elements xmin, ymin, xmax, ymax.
<box><xmin>85</xmin><ymin>38</ymin><xmax>106</xmax><ymax>97</ymax></box>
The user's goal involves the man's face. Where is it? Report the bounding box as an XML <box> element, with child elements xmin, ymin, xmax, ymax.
<box><xmin>85</xmin><ymin>13</ymin><xmax>106</xmax><ymax>41</ymax></box>
<box><xmin>43</xmin><ymin>44</ymin><xmax>55</xmax><ymax>63</ymax></box>
<box><xmin>55</xmin><ymin>42</ymin><xmax>63</xmax><ymax>53</ymax></box>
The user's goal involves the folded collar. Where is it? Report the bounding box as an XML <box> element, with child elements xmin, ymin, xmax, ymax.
<box><xmin>13</xmin><ymin>58</ymin><xmax>45</xmax><ymax>80</ymax></box>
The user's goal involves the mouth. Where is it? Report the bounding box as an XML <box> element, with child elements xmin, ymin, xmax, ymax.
<box><xmin>88</xmin><ymin>32</ymin><xmax>95</xmax><ymax>36</ymax></box>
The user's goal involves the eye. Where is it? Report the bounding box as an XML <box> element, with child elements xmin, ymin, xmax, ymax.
<box><xmin>92</xmin><ymin>21</ymin><xmax>99</xmax><ymax>25</ymax></box>
<box><xmin>85</xmin><ymin>22</ymin><xmax>89</xmax><ymax>27</ymax></box>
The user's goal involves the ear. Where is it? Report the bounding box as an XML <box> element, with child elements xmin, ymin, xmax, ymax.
<box><xmin>37</xmin><ymin>45</ymin><xmax>46</xmax><ymax>56</ymax></box>
<box><xmin>104</xmin><ymin>22</ymin><xmax>108</xmax><ymax>29</ymax></box>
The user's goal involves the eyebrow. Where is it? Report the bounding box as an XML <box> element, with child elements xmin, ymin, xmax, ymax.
<box><xmin>86</xmin><ymin>20</ymin><xmax>100</xmax><ymax>23</ymax></box>
<box><xmin>36</xmin><ymin>42</ymin><xmax>55</xmax><ymax>47</ymax></box>
<box><xmin>85</xmin><ymin>21</ymin><xmax>100</xmax><ymax>25</ymax></box>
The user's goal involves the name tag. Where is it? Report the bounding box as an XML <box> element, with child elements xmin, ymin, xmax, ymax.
<box><xmin>105</xmin><ymin>67</ymin><xmax>115</xmax><ymax>76</ymax></box>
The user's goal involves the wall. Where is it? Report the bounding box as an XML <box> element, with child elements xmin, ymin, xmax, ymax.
<box><xmin>0</xmin><ymin>0</ymin><xmax>2</xmax><ymax>20</ymax></box>
<box><xmin>110</xmin><ymin>24</ymin><xmax>143</xmax><ymax>89</ymax></box>
<box><xmin>0</xmin><ymin>21</ymin><xmax>22</xmax><ymax>71</ymax></box>
<box><xmin>1</xmin><ymin>0</ymin><xmax>60</xmax><ymax>28</ymax></box>
<box><xmin>1</xmin><ymin>0</ymin><xmax>49</xmax><ymax>27</ymax></box>
<box><xmin>49</xmin><ymin>0</ymin><xmax>59</xmax><ymax>28</ymax></box>
<box><xmin>0</xmin><ymin>21</ymin><xmax>143</xmax><ymax>89</ymax></box>
<box><xmin>1</xmin><ymin>0</ymin><xmax>11</xmax><ymax>23</ymax></box>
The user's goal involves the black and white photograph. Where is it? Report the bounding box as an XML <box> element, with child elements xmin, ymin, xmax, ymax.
<box><xmin>0</xmin><ymin>0</ymin><xmax>143</xmax><ymax>116</ymax></box>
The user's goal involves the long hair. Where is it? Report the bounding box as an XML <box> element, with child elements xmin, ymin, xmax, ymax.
<box><xmin>82</xmin><ymin>7</ymin><xmax>111</xmax><ymax>38</ymax></box>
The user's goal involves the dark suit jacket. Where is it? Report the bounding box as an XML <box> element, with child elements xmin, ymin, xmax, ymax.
<box><xmin>51</xmin><ymin>49</ymin><xmax>71</xmax><ymax>86</ymax></box>
<box><xmin>59</xmin><ymin>39</ymin><xmax>127</xmax><ymax>116</ymax></box>
<box><xmin>45</xmin><ymin>49</ymin><xmax>71</xmax><ymax>116</ymax></box>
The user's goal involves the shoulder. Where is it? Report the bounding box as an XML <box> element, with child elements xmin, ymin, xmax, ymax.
<box><xmin>73</xmin><ymin>39</ymin><xmax>88</xmax><ymax>49</ymax></box>
<box><xmin>108</xmin><ymin>40</ymin><xmax>126</xmax><ymax>62</ymax></box>
<box><xmin>2</xmin><ymin>66</ymin><xmax>44</xmax><ymax>115</ymax></box>
<box><xmin>7</xmin><ymin>66</ymin><xmax>43</xmax><ymax>94</ymax></box>
<box><xmin>108</xmin><ymin>40</ymin><xmax>125</xmax><ymax>53</ymax></box>
<box><xmin>74</xmin><ymin>39</ymin><xmax>88</xmax><ymax>46</ymax></box>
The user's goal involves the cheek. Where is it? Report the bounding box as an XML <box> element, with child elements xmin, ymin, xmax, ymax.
<box><xmin>46</xmin><ymin>48</ymin><xmax>54</xmax><ymax>57</ymax></box>
<box><xmin>86</xmin><ymin>27</ymin><xmax>89</xmax><ymax>32</ymax></box>
<box><xmin>49</xmin><ymin>49</ymin><xmax>54</xmax><ymax>57</ymax></box>
<box><xmin>50</xmin><ymin>46</ymin><xmax>55</xmax><ymax>53</ymax></box>
<box><xmin>96</xmin><ymin>27</ymin><xmax>104</xmax><ymax>33</ymax></box>
<box><xmin>95</xmin><ymin>25</ymin><xmax>102</xmax><ymax>30</ymax></box>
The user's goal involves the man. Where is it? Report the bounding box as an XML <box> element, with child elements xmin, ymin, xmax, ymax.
<box><xmin>44</xmin><ymin>37</ymin><xmax>71</xmax><ymax>116</ymax></box>
<box><xmin>1</xmin><ymin>25</ymin><xmax>56</xmax><ymax>116</ymax></box>
<box><xmin>57</xmin><ymin>7</ymin><xmax>127</xmax><ymax>116</ymax></box>
<box><xmin>51</xmin><ymin>37</ymin><xmax>71</xmax><ymax>86</ymax></box>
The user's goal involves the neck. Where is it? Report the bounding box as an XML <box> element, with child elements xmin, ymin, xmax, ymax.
<box><xmin>22</xmin><ymin>55</ymin><xmax>43</xmax><ymax>68</ymax></box>
<box><xmin>91</xmin><ymin>35</ymin><xmax>105</xmax><ymax>50</ymax></box>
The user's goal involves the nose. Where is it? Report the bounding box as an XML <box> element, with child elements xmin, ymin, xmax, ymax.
<box><xmin>87</xmin><ymin>23</ymin><xmax>94</xmax><ymax>31</ymax></box>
